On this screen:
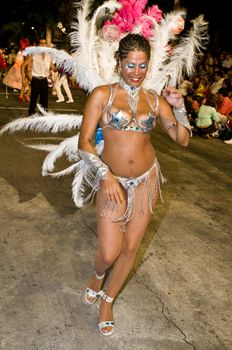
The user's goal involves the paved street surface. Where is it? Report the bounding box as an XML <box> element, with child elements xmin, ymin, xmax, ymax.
<box><xmin>0</xmin><ymin>85</ymin><xmax>231</xmax><ymax>350</ymax></box>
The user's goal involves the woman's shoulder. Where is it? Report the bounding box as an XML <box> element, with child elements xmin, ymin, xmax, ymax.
<box><xmin>91</xmin><ymin>84</ymin><xmax>113</xmax><ymax>95</ymax></box>
<box><xmin>88</xmin><ymin>84</ymin><xmax>115</xmax><ymax>108</ymax></box>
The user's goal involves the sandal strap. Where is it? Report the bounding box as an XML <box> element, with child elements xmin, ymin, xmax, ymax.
<box><xmin>85</xmin><ymin>287</ymin><xmax>98</xmax><ymax>298</ymax></box>
<box><xmin>94</xmin><ymin>271</ymin><xmax>105</xmax><ymax>280</ymax></box>
<box><xmin>98</xmin><ymin>290</ymin><xmax>114</xmax><ymax>303</ymax></box>
<box><xmin>98</xmin><ymin>321</ymin><xmax>115</xmax><ymax>328</ymax></box>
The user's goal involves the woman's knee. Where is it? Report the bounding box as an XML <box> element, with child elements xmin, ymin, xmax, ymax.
<box><xmin>97</xmin><ymin>248</ymin><xmax>120</xmax><ymax>267</ymax></box>
<box><xmin>121</xmin><ymin>241</ymin><xmax>139</xmax><ymax>260</ymax></box>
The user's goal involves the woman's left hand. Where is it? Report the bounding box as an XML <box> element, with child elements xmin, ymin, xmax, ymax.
<box><xmin>162</xmin><ymin>87</ymin><xmax>184</xmax><ymax>109</ymax></box>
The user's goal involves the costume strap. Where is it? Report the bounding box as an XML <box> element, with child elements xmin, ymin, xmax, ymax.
<box><xmin>144</xmin><ymin>90</ymin><xmax>159</xmax><ymax>114</ymax></box>
<box><xmin>102</xmin><ymin>83</ymin><xmax>120</xmax><ymax>114</ymax></box>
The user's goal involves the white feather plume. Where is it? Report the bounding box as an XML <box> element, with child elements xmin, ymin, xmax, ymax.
<box><xmin>23</xmin><ymin>144</ymin><xmax>57</xmax><ymax>152</ymax></box>
<box><xmin>144</xmin><ymin>13</ymin><xmax>208</xmax><ymax>93</ymax></box>
<box><xmin>72</xmin><ymin>162</ymin><xmax>94</xmax><ymax>208</ymax></box>
<box><xmin>88</xmin><ymin>0</ymin><xmax>121</xmax><ymax>76</ymax></box>
<box><xmin>42</xmin><ymin>135</ymin><xmax>80</xmax><ymax>175</ymax></box>
<box><xmin>0</xmin><ymin>109</ymin><xmax>83</xmax><ymax>135</ymax></box>
<box><xmin>97</xmin><ymin>39</ymin><xmax>119</xmax><ymax>84</ymax></box>
<box><xmin>43</xmin><ymin>161</ymin><xmax>82</xmax><ymax>178</ymax></box>
<box><xmin>69</xmin><ymin>0</ymin><xmax>121</xmax><ymax>91</ymax></box>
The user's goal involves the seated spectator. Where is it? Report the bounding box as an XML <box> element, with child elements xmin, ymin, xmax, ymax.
<box><xmin>216</xmin><ymin>87</ymin><xmax>232</xmax><ymax>122</ymax></box>
<box><xmin>222</xmin><ymin>53</ymin><xmax>232</xmax><ymax>70</ymax></box>
<box><xmin>217</xmin><ymin>114</ymin><xmax>232</xmax><ymax>142</ymax></box>
<box><xmin>185</xmin><ymin>93</ymin><xmax>202</xmax><ymax>130</ymax></box>
<box><xmin>195</xmin><ymin>75</ymin><xmax>210</xmax><ymax>98</ymax></box>
<box><xmin>196</xmin><ymin>93</ymin><xmax>220</xmax><ymax>139</ymax></box>
<box><xmin>210</xmin><ymin>70</ymin><xmax>225</xmax><ymax>95</ymax></box>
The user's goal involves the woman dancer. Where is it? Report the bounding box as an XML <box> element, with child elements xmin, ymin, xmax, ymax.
<box><xmin>3</xmin><ymin>38</ymin><xmax>31</xmax><ymax>102</ymax></box>
<box><xmin>79</xmin><ymin>33</ymin><xmax>191</xmax><ymax>336</ymax></box>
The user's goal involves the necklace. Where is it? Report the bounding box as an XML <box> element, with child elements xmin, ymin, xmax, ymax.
<box><xmin>119</xmin><ymin>78</ymin><xmax>141</xmax><ymax>116</ymax></box>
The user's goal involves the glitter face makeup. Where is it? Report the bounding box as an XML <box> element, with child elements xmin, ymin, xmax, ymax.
<box><xmin>123</xmin><ymin>62</ymin><xmax>148</xmax><ymax>71</ymax></box>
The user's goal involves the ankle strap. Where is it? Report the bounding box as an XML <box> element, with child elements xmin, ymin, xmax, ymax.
<box><xmin>98</xmin><ymin>290</ymin><xmax>114</xmax><ymax>303</ymax></box>
<box><xmin>94</xmin><ymin>271</ymin><xmax>105</xmax><ymax>280</ymax></box>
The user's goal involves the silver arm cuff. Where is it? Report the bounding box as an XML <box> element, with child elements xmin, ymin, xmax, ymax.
<box><xmin>173</xmin><ymin>103</ymin><xmax>192</xmax><ymax>135</ymax></box>
<box><xmin>79</xmin><ymin>149</ymin><xmax>109</xmax><ymax>180</ymax></box>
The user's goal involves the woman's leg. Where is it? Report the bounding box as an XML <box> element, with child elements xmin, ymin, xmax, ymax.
<box><xmin>62</xmin><ymin>74</ymin><xmax>73</xmax><ymax>102</ymax></box>
<box><xmin>54</xmin><ymin>75</ymin><xmax>65</xmax><ymax>101</ymax></box>
<box><xmin>85</xmin><ymin>186</ymin><xmax>126</xmax><ymax>303</ymax></box>
<box><xmin>99</xmin><ymin>170</ymin><xmax>160</xmax><ymax>333</ymax></box>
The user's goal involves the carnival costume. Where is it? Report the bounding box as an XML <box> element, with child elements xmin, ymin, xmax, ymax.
<box><xmin>0</xmin><ymin>0</ymin><xmax>208</xmax><ymax>224</ymax></box>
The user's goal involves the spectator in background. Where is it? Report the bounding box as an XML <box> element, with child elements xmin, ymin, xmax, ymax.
<box><xmin>195</xmin><ymin>75</ymin><xmax>210</xmax><ymax>98</ymax></box>
<box><xmin>54</xmin><ymin>68</ymin><xmax>74</xmax><ymax>103</ymax></box>
<box><xmin>21</xmin><ymin>38</ymin><xmax>56</xmax><ymax>115</ymax></box>
<box><xmin>3</xmin><ymin>38</ymin><xmax>31</xmax><ymax>102</ymax></box>
<box><xmin>216</xmin><ymin>87</ymin><xmax>232</xmax><ymax>118</ymax></box>
<box><xmin>210</xmin><ymin>70</ymin><xmax>225</xmax><ymax>95</ymax></box>
<box><xmin>196</xmin><ymin>93</ymin><xmax>220</xmax><ymax>139</ymax></box>
<box><xmin>0</xmin><ymin>48</ymin><xmax>7</xmax><ymax>81</ymax></box>
<box><xmin>7</xmin><ymin>48</ymin><xmax>16</xmax><ymax>68</ymax></box>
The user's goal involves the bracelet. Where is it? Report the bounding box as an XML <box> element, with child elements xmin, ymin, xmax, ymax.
<box><xmin>173</xmin><ymin>103</ymin><xmax>192</xmax><ymax>135</ymax></box>
<box><xmin>79</xmin><ymin>149</ymin><xmax>109</xmax><ymax>180</ymax></box>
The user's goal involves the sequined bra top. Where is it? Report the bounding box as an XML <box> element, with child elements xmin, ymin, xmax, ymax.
<box><xmin>101</xmin><ymin>83</ymin><xmax>159</xmax><ymax>133</ymax></box>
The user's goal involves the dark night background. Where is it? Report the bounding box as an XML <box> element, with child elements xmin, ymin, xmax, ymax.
<box><xmin>0</xmin><ymin>0</ymin><xmax>230</xmax><ymax>52</ymax></box>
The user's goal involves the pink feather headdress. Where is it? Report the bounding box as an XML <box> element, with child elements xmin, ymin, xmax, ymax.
<box><xmin>102</xmin><ymin>0</ymin><xmax>163</xmax><ymax>39</ymax></box>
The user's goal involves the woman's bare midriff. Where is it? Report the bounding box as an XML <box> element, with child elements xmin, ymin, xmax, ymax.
<box><xmin>101</xmin><ymin>129</ymin><xmax>156</xmax><ymax>177</ymax></box>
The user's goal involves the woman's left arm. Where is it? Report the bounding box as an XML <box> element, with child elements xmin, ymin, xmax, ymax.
<box><xmin>158</xmin><ymin>87</ymin><xmax>191</xmax><ymax>147</ymax></box>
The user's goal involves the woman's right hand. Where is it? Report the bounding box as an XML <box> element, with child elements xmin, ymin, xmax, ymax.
<box><xmin>101</xmin><ymin>171</ymin><xmax>125</xmax><ymax>204</ymax></box>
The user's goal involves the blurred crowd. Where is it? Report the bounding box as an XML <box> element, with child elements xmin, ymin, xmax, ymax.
<box><xmin>179</xmin><ymin>50</ymin><xmax>232</xmax><ymax>144</ymax></box>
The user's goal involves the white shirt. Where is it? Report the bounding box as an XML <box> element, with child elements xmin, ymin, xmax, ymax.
<box><xmin>32</xmin><ymin>54</ymin><xmax>52</xmax><ymax>78</ymax></box>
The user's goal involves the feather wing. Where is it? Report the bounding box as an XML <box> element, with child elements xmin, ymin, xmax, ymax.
<box><xmin>88</xmin><ymin>0</ymin><xmax>121</xmax><ymax>76</ymax></box>
<box><xmin>42</xmin><ymin>135</ymin><xmax>80</xmax><ymax>175</ymax></box>
<box><xmin>70</xmin><ymin>0</ymin><xmax>121</xmax><ymax>90</ymax></box>
<box><xmin>0</xmin><ymin>110</ymin><xmax>83</xmax><ymax>135</ymax></box>
<box><xmin>144</xmin><ymin>12</ymin><xmax>208</xmax><ymax>94</ymax></box>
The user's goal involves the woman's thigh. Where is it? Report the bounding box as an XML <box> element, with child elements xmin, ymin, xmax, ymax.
<box><xmin>96</xmin><ymin>187</ymin><xmax>127</xmax><ymax>258</ymax></box>
<box><xmin>96</xmin><ymin>168</ymin><xmax>160</xmax><ymax>255</ymax></box>
<box><xmin>122</xmin><ymin>170</ymin><xmax>160</xmax><ymax>251</ymax></box>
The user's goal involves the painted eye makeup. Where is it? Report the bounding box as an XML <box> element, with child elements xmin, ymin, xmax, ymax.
<box><xmin>124</xmin><ymin>63</ymin><xmax>148</xmax><ymax>70</ymax></box>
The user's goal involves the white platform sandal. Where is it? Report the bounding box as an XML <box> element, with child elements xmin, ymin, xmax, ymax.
<box><xmin>97</xmin><ymin>290</ymin><xmax>115</xmax><ymax>336</ymax></box>
<box><xmin>84</xmin><ymin>271</ymin><xmax>105</xmax><ymax>305</ymax></box>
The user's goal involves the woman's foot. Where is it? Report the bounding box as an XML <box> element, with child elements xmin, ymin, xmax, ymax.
<box><xmin>98</xmin><ymin>291</ymin><xmax>114</xmax><ymax>336</ymax></box>
<box><xmin>84</xmin><ymin>271</ymin><xmax>105</xmax><ymax>305</ymax></box>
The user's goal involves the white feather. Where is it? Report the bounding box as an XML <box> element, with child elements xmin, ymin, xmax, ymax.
<box><xmin>88</xmin><ymin>1</ymin><xmax>121</xmax><ymax>76</ymax></box>
<box><xmin>44</xmin><ymin>161</ymin><xmax>83</xmax><ymax>178</ymax></box>
<box><xmin>72</xmin><ymin>162</ymin><xmax>91</xmax><ymax>207</ymax></box>
<box><xmin>144</xmin><ymin>12</ymin><xmax>208</xmax><ymax>93</ymax></box>
<box><xmin>42</xmin><ymin>135</ymin><xmax>80</xmax><ymax>175</ymax></box>
<box><xmin>0</xmin><ymin>110</ymin><xmax>83</xmax><ymax>135</ymax></box>
<box><xmin>97</xmin><ymin>40</ymin><xmax>119</xmax><ymax>83</ymax></box>
<box><xmin>24</xmin><ymin>144</ymin><xmax>57</xmax><ymax>152</ymax></box>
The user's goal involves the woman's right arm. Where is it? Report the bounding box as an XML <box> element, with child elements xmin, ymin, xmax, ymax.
<box><xmin>78</xmin><ymin>87</ymin><xmax>125</xmax><ymax>204</ymax></box>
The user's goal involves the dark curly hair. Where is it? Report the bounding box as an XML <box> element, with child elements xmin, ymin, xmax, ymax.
<box><xmin>114</xmin><ymin>34</ymin><xmax>151</xmax><ymax>73</ymax></box>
